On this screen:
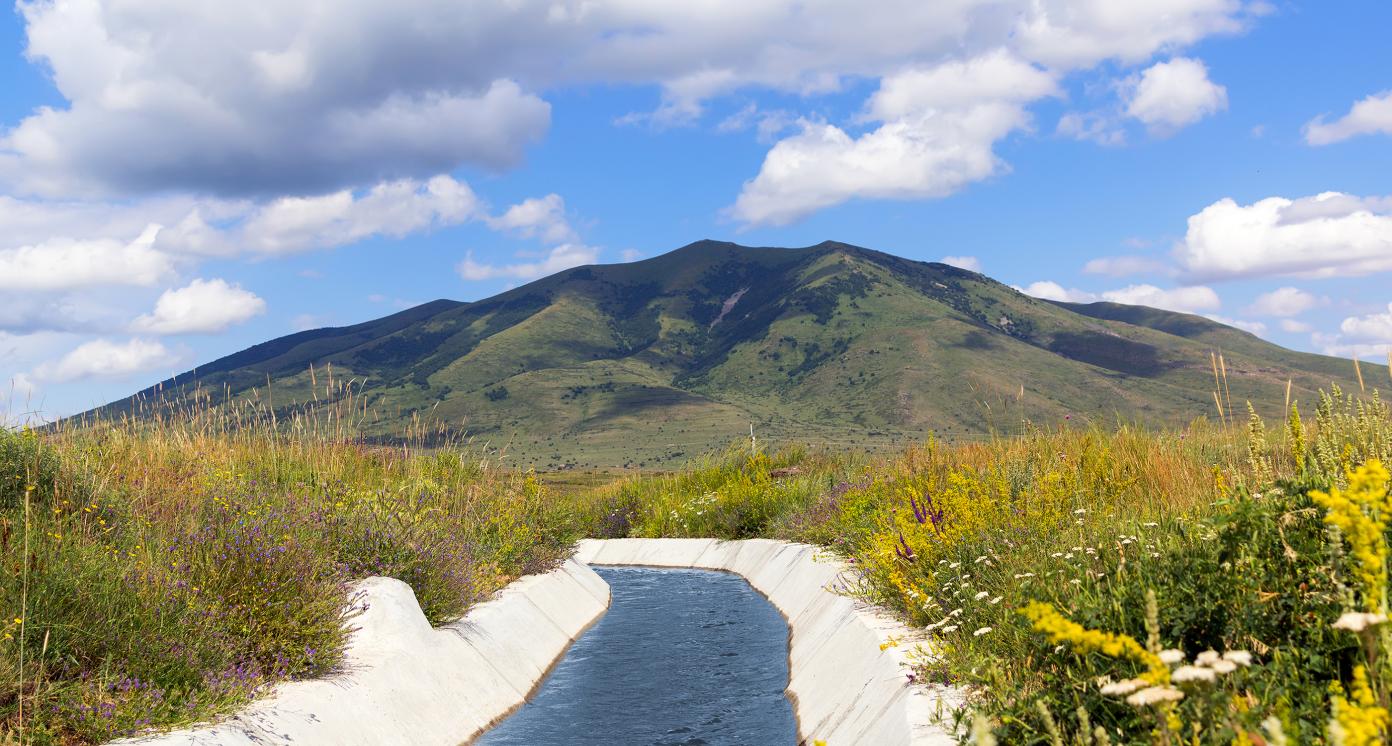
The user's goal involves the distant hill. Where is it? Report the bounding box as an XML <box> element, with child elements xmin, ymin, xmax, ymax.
<box><xmin>92</xmin><ymin>240</ymin><xmax>1385</xmax><ymax>468</ymax></box>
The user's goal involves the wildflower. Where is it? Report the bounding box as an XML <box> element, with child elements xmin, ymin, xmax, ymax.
<box><xmin>1194</xmin><ymin>650</ymin><xmax>1221</xmax><ymax>666</ymax></box>
<box><xmin>1158</xmin><ymin>649</ymin><xmax>1185</xmax><ymax>665</ymax></box>
<box><xmin>1333</xmin><ymin>611</ymin><xmax>1389</xmax><ymax>633</ymax></box>
<box><xmin>1142</xmin><ymin>522</ymin><xmax>1159</xmax><ymax>528</ymax></box>
<box><xmin>1312</xmin><ymin>460</ymin><xmax>1391</xmax><ymax>612</ymax></box>
<box><xmin>1222</xmin><ymin>650</ymin><xmax>1253</xmax><ymax>666</ymax></box>
<box><xmin>1328</xmin><ymin>666</ymin><xmax>1389</xmax><ymax>746</ymax></box>
<box><xmin>942</xmin><ymin>625</ymin><xmax>959</xmax><ymax>634</ymax></box>
<box><xmin>1021</xmin><ymin>601</ymin><xmax>1170</xmax><ymax>685</ymax></box>
<box><xmin>973</xmin><ymin>627</ymin><xmax>992</xmax><ymax>637</ymax></box>
<box><xmin>1073</xmin><ymin>508</ymin><xmax>1086</xmax><ymax>515</ymax></box>
<box><xmin>989</xmin><ymin>596</ymin><xmax>1002</xmax><ymax>605</ymax></box>
<box><xmin>974</xmin><ymin>591</ymin><xmax>989</xmax><ymax>600</ymax></box>
<box><xmin>1013</xmin><ymin>572</ymin><xmax>1035</xmax><ymax>579</ymax></box>
<box><xmin>1099</xmin><ymin>678</ymin><xmax>1148</xmax><ymax>696</ymax></box>
<box><xmin>1170</xmin><ymin>666</ymin><xmax>1217</xmax><ymax>683</ymax></box>
<box><xmin>1126</xmin><ymin>686</ymin><xmax>1184</xmax><ymax>707</ymax></box>
<box><xmin>1209</xmin><ymin>659</ymin><xmax>1238</xmax><ymax>674</ymax></box>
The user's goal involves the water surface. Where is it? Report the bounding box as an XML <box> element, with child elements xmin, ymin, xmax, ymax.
<box><xmin>476</xmin><ymin>566</ymin><xmax>796</xmax><ymax>745</ymax></box>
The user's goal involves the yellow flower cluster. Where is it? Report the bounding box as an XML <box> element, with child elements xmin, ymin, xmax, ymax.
<box><xmin>1021</xmin><ymin>601</ymin><xmax>1170</xmax><ymax>685</ymax></box>
<box><xmin>1312</xmin><ymin>460</ymin><xmax>1391</xmax><ymax>612</ymax></box>
<box><xmin>1328</xmin><ymin>666</ymin><xmax>1389</xmax><ymax>746</ymax></box>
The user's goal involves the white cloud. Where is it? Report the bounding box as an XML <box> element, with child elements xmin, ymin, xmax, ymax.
<box><xmin>130</xmin><ymin>278</ymin><xmax>266</xmax><ymax>335</ymax></box>
<box><xmin>1316</xmin><ymin>304</ymin><xmax>1392</xmax><ymax>361</ymax></box>
<box><xmin>1280</xmin><ymin>319</ymin><xmax>1312</xmax><ymax>334</ymax></box>
<box><xmin>485</xmin><ymin>194</ymin><xmax>578</xmax><ymax>244</ymax></box>
<box><xmin>1083</xmin><ymin>255</ymin><xmax>1168</xmax><ymax>276</ymax></box>
<box><xmin>731</xmin><ymin>53</ymin><xmax>1058</xmax><ymax>226</ymax></box>
<box><xmin>1122</xmin><ymin>57</ymin><xmax>1227</xmax><ymax>134</ymax></box>
<box><xmin>941</xmin><ymin>255</ymin><xmax>982</xmax><ymax>272</ymax></box>
<box><xmin>238</xmin><ymin>176</ymin><xmax>482</xmax><ymax>254</ymax></box>
<box><xmin>1101</xmin><ymin>284</ymin><xmax>1220</xmax><ymax>313</ymax></box>
<box><xmin>457</xmin><ymin>243</ymin><xmax>600</xmax><ymax>281</ymax></box>
<box><xmin>1018</xmin><ymin>281</ymin><xmax>1096</xmax><ymax>303</ymax></box>
<box><xmin>2</xmin><ymin>0</ymin><xmax>1258</xmax><ymax>227</ymax></box>
<box><xmin>1205</xmin><ymin>314</ymin><xmax>1266</xmax><ymax>335</ymax></box>
<box><xmin>1018</xmin><ymin>280</ymin><xmax>1220</xmax><ymax>314</ymax></box>
<box><xmin>620</xmin><ymin>248</ymin><xmax>644</xmax><ymax>262</ymax></box>
<box><xmin>0</xmin><ymin>225</ymin><xmax>174</xmax><ymax>291</ymax></box>
<box><xmin>1176</xmin><ymin>192</ymin><xmax>1392</xmax><ymax>280</ymax></box>
<box><xmin>1304</xmin><ymin>90</ymin><xmax>1392</xmax><ymax>145</ymax></box>
<box><xmin>1247</xmin><ymin>287</ymin><xmax>1318</xmax><ymax>318</ymax></box>
<box><xmin>1338</xmin><ymin>304</ymin><xmax>1392</xmax><ymax>343</ymax></box>
<box><xmin>32</xmin><ymin>338</ymin><xmax>179</xmax><ymax>382</ymax></box>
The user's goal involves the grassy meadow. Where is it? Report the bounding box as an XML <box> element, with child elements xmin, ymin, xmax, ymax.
<box><xmin>4</xmin><ymin>377</ymin><xmax>1392</xmax><ymax>744</ymax></box>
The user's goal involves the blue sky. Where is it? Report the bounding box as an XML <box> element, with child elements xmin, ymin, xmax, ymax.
<box><xmin>1</xmin><ymin>0</ymin><xmax>1390</xmax><ymax>419</ymax></box>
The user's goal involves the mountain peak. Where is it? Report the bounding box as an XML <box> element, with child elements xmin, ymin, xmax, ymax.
<box><xmin>91</xmin><ymin>239</ymin><xmax>1378</xmax><ymax>468</ymax></box>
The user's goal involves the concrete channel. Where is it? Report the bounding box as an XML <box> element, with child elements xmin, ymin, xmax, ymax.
<box><xmin>118</xmin><ymin>539</ymin><xmax>960</xmax><ymax>745</ymax></box>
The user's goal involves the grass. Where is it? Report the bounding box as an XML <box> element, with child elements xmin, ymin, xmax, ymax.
<box><xmin>5</xmin><ymin>375</ymin><xmax>1392</xmax><ymax>744</ymax></box>
<box><xmin>1</xmin><ymin>396</ymin><xmax>577</xmax><ymax>743</ymax></box>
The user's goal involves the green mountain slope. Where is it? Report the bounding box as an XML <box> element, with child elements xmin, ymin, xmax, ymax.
<box><xmin>96</xmin><ymin>240</ymin><xmax>1386</xmax><ymax>468</ymax></box>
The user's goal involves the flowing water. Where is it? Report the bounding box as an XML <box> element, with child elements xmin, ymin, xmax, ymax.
<box><xmin>475</xmin><ymin>566</ymin><xmax>797</xmax><ymax>745</ymax></box>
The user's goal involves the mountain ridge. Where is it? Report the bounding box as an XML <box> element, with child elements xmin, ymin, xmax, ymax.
<box><xmin>94</xmin><ymin>239</ymin><xmax>1384</xmax><ymax>468</ymax></box>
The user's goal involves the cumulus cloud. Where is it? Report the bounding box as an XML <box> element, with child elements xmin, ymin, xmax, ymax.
<box><xmin>1176</xmin><ymin>192</ymin><xmax>1392</xmax><ymax>280</ymax></box>
<box><xmin>1122</xmin><ymin>57</ymin><xmax>1228</xmax><ymax>134</ymax></box>
<box><xmin>1204</xmin><ymin>314</ymin><xmax>1266</xmax><ymax>335</ymax></box>
<box><xmin>1247</xmin><ymin>287</ymin><xmax>1318</xmax><ymax>317</ymax></box>
<box><xmin>1019</xmin><ymin>280</ymin><xmax>1220</xmax><ymax>314</ymax></box>
<box><xmin>0</xmin><ymin>225</ymin><xmax>173</xmax><ymax>291</ymax></box>
<box><xmin>32</xmin><ymin>338</ymin><xmax>180</xmax><ymax>382</ymax></box>
<box><xmin>1315</xmin><ymin>304</ymin><xmax>1392</xmax><ymax>361</ymax></box>
<box><xmin>5</xmin><ymin>0</ymin><xmax>552</xmax><ymax>197</ymax></box>
<box><xmin>130</xmin><ymin>279</ymin><xmax>266</xmax><ymax>335</ymax></box>
<box><xmin>1</xmin><ymin>0</ymin><xmax>1257</xmax><ymax>221</ymax></box>
<box><xmin>1280</xmin><ymin>319</ymin><xmax>1312</xmax><ymax>334</ymax></box>
<box><xmin>941</xmin><ymin>255</ymin><xmax>982</xmax><ymax>272</ymax></box>
<box><xmin>485</xmin><ymin>194</ymin><xmax>578</xmax><ymax>244</ymax></box>
<box><xmin>731</xmin><ymin>52</ymin><xmax>1057</xmax><ymax>226</ymax></box>
<box><xmin>457</xmin><ymin>243</ymin><xmax>600</xmax><ymax>281</ymax></box>
<box><xmin>237</xmin><ymin>176</ymin><xmax>482</xmax><ymax>254</ymax></box>
<box><xmin>1305</xmin><ymin>90</ymin><xmax>1392</xmax><ymax>145</ymax></box>
<box><xmin>1101</xmin><ymin>284</ymin><xmax>1220</xmax><ymax>313</ymax></box>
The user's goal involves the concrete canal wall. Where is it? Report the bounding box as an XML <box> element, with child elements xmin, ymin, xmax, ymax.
<box><xmin>120</xmin><ymin>540</ymin><xmax>960</xmax><ymax>745</ymax></box>
<box><xmin>117</xmin><ymin>558</ymin><xmax>609</xmax><ymax>746</ymax></box>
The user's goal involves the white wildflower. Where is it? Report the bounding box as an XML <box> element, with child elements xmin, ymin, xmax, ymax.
<box><xmin>1074</xmin><ymin>508</ymin><xmax>1087</xmax><ymax>515</ymax></box>
<box><xmin>974</xmin><ymin>591</ymin><xmax>990</xmax><ymax>600</ymax></box>
<box><xmin>1209</xmin><ymin>659</ymin><xmax>1238</xmax><ymax>675</ymax></box>
<box><xmin>1333</xmin><ymin>611</ymin><xmax>1390</xmax><ymax>632</ymax></box>
<box><xmin>1013</xmin><ymin>572</ymin><xmax>1035</xmax><ymax>579</ymax></box>
<box><xmin>1069</xmin><ymin>579</ymin><xmax>1081</xmax><ymax>585</ymax></box>
<box><xmin>1126</xmin><ymin>686</ymin><xmax>1185</xmax><ymax>706</ymax></box>
<box><xmin>1099</xmin><ymin>678</ymin><xmax>1148</xmax><ymax>696</ymax></box>
<box><xmin>1158</xmin><ymin>649</ymin><xmax>1185</xmax><ymax>665</ymax></box>
<box><xmin>950</xmin><ymin>608</ymin><xmax>964</xmax><ymax>617</ymax></box>
<box><xmin>989</xmin><ymin>596</ymin><xmax>1003</xmax><ymax>605</ymax></box>
<box><xmin>1170</xmin><ymin>666</ymin><xmax>1217</xmax><ymax>683</ymax></box>
<box><xmin>974</xmin><ymin>555</ymin><xmax>989</xmax><ymax>564</ymax></box>
<box><xmin>949</xmin><ymin>562</ymin><xmax>961</xmax><ymax>569</ymax></box>
<box><xmin>942</xmin><ymin>625</ymin><xmax>959</xmax><ymax>634</ymax></box>
<box><xmin>1194</xmin><ymin>650</ymin><xmax>1221</xmax><ymax>666</ymax></box>
<box><xmin>1051</xmin><ymin>552</ymin><xmax>1064</xmax><ymax>558</ymax></box>
<box><xmin>1142</xmin><ymin>522</ymin><xmax>1158</xmax><ymax>528</ymax></box>
<box><xmin>1222</xmin><ymin>650</ymin><xmax>1253</xmax><ymax>667</ymax></box>
<box><xmin>973</xmin><ymin>626</ymin><xmax>993</xmax><ymax>637</ymax></box>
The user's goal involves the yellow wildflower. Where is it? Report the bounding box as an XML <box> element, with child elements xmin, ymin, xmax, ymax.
<box><xmin>1328</xmin><ymin>666</ymin><xmax>1389</xmax><ymax>746</ymax></box>
<box><xmin>1312</xmin><ymin>460</ymin><xmax>1391</xmax><ymax>612</ymax></box>
<box><xmin>1021</xmin><ymin>601</ymin><xmax>1169</xmax><ymax>685</ymax></box>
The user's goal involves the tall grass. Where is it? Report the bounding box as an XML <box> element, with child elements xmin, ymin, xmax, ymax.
<box><xmin>2</xmin><ymin>391</ymin><xmax>576</xmax><ymax>744</ymax></box>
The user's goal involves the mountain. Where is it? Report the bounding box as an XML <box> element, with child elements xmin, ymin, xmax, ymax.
<box><xmin>94</xmin><ymin>240</ymin><xmax>1385</xmax><ymax>468</ymax></box>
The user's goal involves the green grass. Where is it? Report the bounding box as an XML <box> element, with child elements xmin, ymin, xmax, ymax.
<box><xmin>7</xmin><ymin>379</ymin><xmax>1392</xmax><ymax>744</ymax></box>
